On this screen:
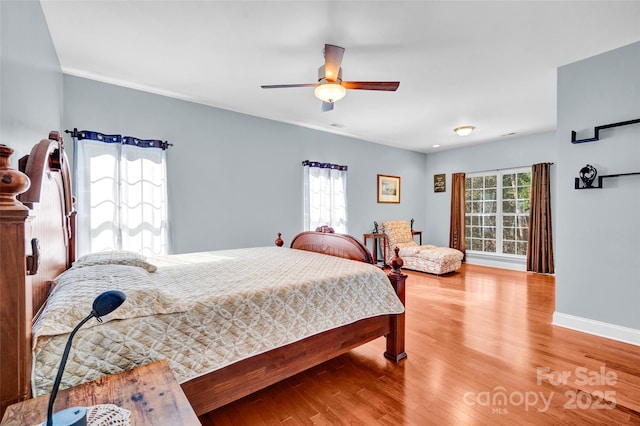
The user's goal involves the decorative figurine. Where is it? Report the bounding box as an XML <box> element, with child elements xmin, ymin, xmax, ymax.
<box><xmin>373</xmin><ymin>221</ymin><xmax>379</xmax><ymax>234</ymax></box>
<box><xmin>579</xmin><ymin>164</ymin><xmax>597</xmax><ymax>188</ymax></box>
<box><xmin>410</xmin><ymin>218</ymin><xmax>414</xmax><ymax>231</ymax></box>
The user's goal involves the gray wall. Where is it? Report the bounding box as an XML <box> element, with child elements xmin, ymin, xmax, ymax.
<box><xmin>554</xmin><ymin>41</ymin><xmax>640</xmax><ymax>341</ymax></box>
<box><xmin>0</xmin><ymin>0</ymin><xmax>62</xmax><ymax>163</ymax></box>
<box><xmin>424</xmin><ymin>132</ymin><xmax>557</xmax><ymax>270</ymax></box>
<box><xmin>63</xmin><ymin>76</ymin><xmax>426</xmax><ymax>254</ymax></box>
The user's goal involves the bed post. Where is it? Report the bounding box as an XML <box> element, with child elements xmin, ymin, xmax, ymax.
<box><xmin>0</xmin><ymin>145</ymin><xmax>33</xmax><ymax>417</ymax></box>
<box><xmin>385</xmin><ymin>247</ymin><xmax>407</xmax><ymax>361</ymax></box>
<box><xmin>0</xmin><ymin>135</ymin><xmax>76</xmax><ymax>418</ymax></box>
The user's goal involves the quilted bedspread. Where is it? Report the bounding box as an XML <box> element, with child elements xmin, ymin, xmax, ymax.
<box><xmin>32</xmin><ymin>247</ymin><xmax>404</xmax><ymax>396</ymax></box>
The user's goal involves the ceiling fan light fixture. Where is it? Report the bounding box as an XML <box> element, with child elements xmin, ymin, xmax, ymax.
<box><xmin>314</xmin><ymin>82</ymin><xmax>346</xmax><ymax>103</ymax></box>
<box><xmin>454</xmin><ymin>125</ymin><xmax>475</xmax><ymax>136</ymax></box>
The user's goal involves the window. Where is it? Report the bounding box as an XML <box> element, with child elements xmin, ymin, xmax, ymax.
<box><xmin>302</xmin><ymin>160</ymin><xmax>348</xmax><ymax>233</ymax></box>
<box><xmin>465</xmin><ymin>168</ymin><xmax>531</xmax><ymax>256</ymax></box>
<box><xmin>74</xmin><ymin>131</ymin><xmax>170</xmax><ymax>256</ymax></box>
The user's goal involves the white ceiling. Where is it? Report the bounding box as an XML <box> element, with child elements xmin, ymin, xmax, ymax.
<box><xmin>40</xmin><ymin>1</ymin><xmax>640</xmax><ymax>153</ymax></box>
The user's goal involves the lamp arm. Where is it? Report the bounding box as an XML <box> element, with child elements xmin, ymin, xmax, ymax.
<box><xmin>46</xmin><ymin>312</ymin><xmax>95</xmax><ymax>426</ymax></box>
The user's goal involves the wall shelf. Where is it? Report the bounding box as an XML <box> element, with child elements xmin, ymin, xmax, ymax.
<box><xmin>571</xmin><ymin>118</ymin><xmax>640</xmax><ymax>144</ymax></box>
<box><xmin>574</xmin><ymin>172</ymin><xmax>640</xmax><ymax>189</ymax></box>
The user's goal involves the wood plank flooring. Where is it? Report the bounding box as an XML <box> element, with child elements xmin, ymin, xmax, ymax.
<box><xmin>200</xmin><ymin>264</ymin><xmax>640</xmax><ymax>425</ymax></box>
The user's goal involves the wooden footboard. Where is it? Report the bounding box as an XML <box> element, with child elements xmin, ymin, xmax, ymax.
<box><xmin>290</xmin><ymin>231</ymin><xmax>374</xmax><ymax>263</ymax></box>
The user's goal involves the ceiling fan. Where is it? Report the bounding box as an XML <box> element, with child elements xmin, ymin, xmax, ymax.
<box><xmin>261</xmin><ymin>44</ymin><xmax>400</xmax><ymax>112</ymax></box>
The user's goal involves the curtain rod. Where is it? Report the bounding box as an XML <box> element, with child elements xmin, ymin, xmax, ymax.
<box><xmin>465</xmin><ymin>162</ymin><xmax>554</xmax><ymax>175</ymax></box>
<box><xmin>64</xmin><ymin>128</ymin><xmax>173</xmax><ymax>150</ymax></box>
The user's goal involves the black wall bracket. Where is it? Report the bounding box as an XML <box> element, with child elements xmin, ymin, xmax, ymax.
<box><xmin>575</xmin><ymin>172</ymin><xmax>640</xmax><ymax>189</ymax></box>
<box><xmin>571</xmin><ymin>118</ymin><xmax>640</xmax><ymax>144</ymax></box>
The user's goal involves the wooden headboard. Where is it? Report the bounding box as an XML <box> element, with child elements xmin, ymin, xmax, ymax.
<box><xmin>0</xmin><ymin>132</ymin><xmax>75</xmax><ymax>416</ymax></box>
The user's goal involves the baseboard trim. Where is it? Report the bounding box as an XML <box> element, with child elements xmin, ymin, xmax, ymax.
<box><xmin>465</xmin><ymin>254</ymin><xmax>526</xmax><ymax>271</ymax></box>
<box><xmin>553</xmin><ymin>312</ymin><xmax>640</xmax><ymax>346</ymax></box>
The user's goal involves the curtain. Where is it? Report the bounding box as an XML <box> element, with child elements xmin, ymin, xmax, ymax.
<box><xmin>527</xmin><ymin>162</ymin><xmax>554</xmax><ymax>273</ymax></box>
<box><xmin>449</xmin><ymin>172</ymin><xmax>466</xmax><ymax>260</ymax></box>
<box><xmin>74</xmin><ymin>130</ymin><xmax>170</xmax><ymax>257</ymax></box>
<box><xmin>303</xmin><ymin>160</ymin><xmax>348</xmax><ymax>233</ymax></box>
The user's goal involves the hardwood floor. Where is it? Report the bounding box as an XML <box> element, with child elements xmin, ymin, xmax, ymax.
<box><xmin>200</xmin><ymin>264</ymin><xmax>640</xmax><ymax>425</ymax></box>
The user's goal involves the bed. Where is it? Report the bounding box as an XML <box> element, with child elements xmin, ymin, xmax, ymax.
<box><xmin>0</xmin><ymin>133</ymin><xmax>407</xmax><ymax>418</ymax></box>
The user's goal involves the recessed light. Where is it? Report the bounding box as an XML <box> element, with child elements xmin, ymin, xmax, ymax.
<box><xmin>432</xmin><ymin>144</ymin><xmax>440</xmax><ymax>148</ymax></box>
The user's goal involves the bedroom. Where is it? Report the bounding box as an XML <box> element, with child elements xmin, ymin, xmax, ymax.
<box><xmin>1</xmin><ymin>0</ymin><xmax>639</xmax><ymax>424</ymax></box>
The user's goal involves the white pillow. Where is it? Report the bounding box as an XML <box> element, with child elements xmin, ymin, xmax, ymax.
<box><xmin>38</xmin><ymin>264</ymin><xmax>184</xmax><ymax>334</ymax></box>
<box><xmin>73</xmin><ymin>250</ymin><xmax>157</xmax><ymax>272</ymax></box>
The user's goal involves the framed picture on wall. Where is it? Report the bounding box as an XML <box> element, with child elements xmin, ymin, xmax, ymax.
<box><xmin>434</xmin><ymin>173</ymin><xmax>446</xmax><ymax>192</ymax></box>
<box><xmin>377</xmin><ymin>174</ymin><xmax>400</xmax><ymax>203</ymax></box>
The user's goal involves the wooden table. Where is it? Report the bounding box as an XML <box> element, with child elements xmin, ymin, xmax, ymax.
<box><xmin>363</xmin><ymin>233</ymin><xmax>387</xmax><ymax>266</ymax></box>
<box><xmin>1</xmin><ymin>360</ymin><xmax>201</xmax><ymax>425</ymax></box>
<box><xmin>364</xmin><ymin>231</ymin><xmax>423</xmax><ymax>266</ymax></box>
<box><xmin>412</xmin><ymin>230</ymin><xmax>422</xmax><ymax>245</ymax></box>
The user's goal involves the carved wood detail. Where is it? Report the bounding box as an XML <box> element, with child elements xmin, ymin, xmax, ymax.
<box><xmin>0</xmin><ymin>136</ymin><xmax>75</xmax><ymax>418</ymax></box>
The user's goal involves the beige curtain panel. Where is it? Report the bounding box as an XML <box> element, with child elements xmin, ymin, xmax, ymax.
<box><xmin>527</xmin><ymin>163</ymin><xmax>554</xmax><ymax>273</ymax></box>
<box><xmin>449</xmin><ymin>172</ymin><xmax>466</xmax><ymax>261</ymax></box>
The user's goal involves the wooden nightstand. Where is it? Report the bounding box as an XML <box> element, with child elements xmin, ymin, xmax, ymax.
<box><xmin>1</xmin><ymin>359</ymin><xmax>200</xmax><ymax>425</ymax></box>
<box><xmin>364</xmin><ymin>231</ymin><xmax>423</xmax><ymax>266</ymax></box>
<box><xmin>363</xmin><ymin>233</ymin><xmax>387</xmax><ymax>266</ymax></box>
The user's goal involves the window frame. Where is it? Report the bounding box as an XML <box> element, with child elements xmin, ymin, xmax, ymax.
<box><xmin>465</xmin><ymin>167</ymin><xmax>531</xmax><ymax>259</ymax></box>
<box><xmin>74</xmin><ymin>135</ymin><xmax>170</xmax><ymax>257</ymax></box>
<box><xmin>302</xmin><ymin>161</ymin><xmax>348</xmax><ymax>234</ymax></box>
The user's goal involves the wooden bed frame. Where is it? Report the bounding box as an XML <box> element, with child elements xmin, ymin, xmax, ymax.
<box><xmin>0</xmin><ymin>133</ymin><xmax>407</xmax><ymax>417</ymax></box>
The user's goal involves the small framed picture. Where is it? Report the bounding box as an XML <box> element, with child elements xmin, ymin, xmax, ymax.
<box><xmin>377</xmin><ymin>174</ymin><xmax>400</xmax><ymax>204</ymax></box>
<box><xmin>434</xmin><ymin>173</ymin><xmax>446</xmax><ymax>192</ymax></box>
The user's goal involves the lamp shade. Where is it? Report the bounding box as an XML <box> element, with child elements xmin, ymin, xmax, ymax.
<box><xmin>454</xmin><ymin>126</ymin><xmax>475</xmax><ymax>136</ymax></box>
<box><xmin>314</xmin><ymin>83</ymin><xmax>346</xmax><ymax>103</ymax></box>
<box><xmin>92</xmin><ymin>290</ymin><xmax>126</xmax><ymax>318</ymax></box>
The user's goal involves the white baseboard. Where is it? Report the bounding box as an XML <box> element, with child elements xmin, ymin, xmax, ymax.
<box><xmin>465</xmin><ymin>254</ymin><xmax>526</xmax><ymax>271</ymax></box>
<box><xmin>553</xmin><ymin>312</ymin><xmax>640</xmax><ymax>346</ymax></box>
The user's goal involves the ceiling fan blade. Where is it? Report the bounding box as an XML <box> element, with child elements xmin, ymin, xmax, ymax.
<box><xmin>342</xmin><ymin>81</ymin><xmax>400</xmax><ymax>91</ymax></box>
<box><xmin>321</xmin><ymin>101</ymin><xmax>334</xmax><ymax>112</ymax></box>
<box><xmin>261</xmin><ymin>83</ymin><xmax>319</xmax><ymax>89</ymax></box>
<box><xmin>323</xmin><ymin>44</ymin><xmax>345</xmax><ymax>81</ymax></box>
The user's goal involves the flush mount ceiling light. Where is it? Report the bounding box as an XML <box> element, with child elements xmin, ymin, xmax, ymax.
<box><xmin>314</xmin><ymin>81</ymin><xmax>347</xmax><ymax>103</ymax></box>
<box><xmin>454</xmin><ymin>125</ymin><xmax>475</xmax><ymax>136</ymax></box>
